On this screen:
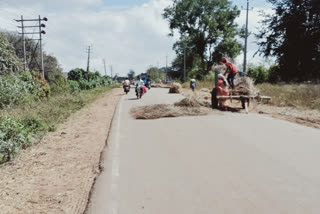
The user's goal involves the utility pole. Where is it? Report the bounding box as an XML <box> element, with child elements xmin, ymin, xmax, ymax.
<box><xmin>103</xmin><ymin>59</ymin><xmax>107</xmax><ymax>76</ymax></box>
<box><xmin>184</xmin><ymin>48</ymin><xmax>186</xmax><ymax>82</ymax></box>
<box><xmin>16</xmin><ymin>15</ymin><xmax>47</xmax><ymax>76</ymax></box>
<box><xmin>110</xmin><ymin>65</ymin><xmax>113</xmax><ymax>78</ymax></box>
<box><xmin>86</xmin><ymin>46</ymin><xmax>91</xmax><ymax>73</ymax></box>
<box><xmin>20</xmin><ymin>15</ymin><xmax>27</xmax><ymax>71</ymax></box>
<box><xmin>38</xmin><ymin>15</ymin><xmax>44</xmax><ymax>77</ymax></box>
<box><xmin>166</xmin><ymin>55</ymin><xmax>168</xmax><ymax>83</ymax></box>
<box><xmin>86</xmin><ymin>46</ymin><xmax>91</xmax><ymax>81</ymax></box>
<box><xmin>243</xmin><ymin>0</ymin><xmax>249</xmax><ymax>75</ymax></box>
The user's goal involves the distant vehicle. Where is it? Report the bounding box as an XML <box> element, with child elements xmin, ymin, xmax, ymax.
<box><xmin>140</xmin><ymin>73</ymin><xmax>147</xmax><ymax>85</ymax></box>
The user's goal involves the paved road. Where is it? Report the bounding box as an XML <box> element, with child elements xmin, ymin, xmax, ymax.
<box><xmin>87</xmin><ymin>88</ymin><xmax>320</xmax><ymax>214</ymax></box>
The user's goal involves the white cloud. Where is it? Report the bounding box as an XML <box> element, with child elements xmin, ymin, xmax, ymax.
<box><xmin>0</xmin><ymin>0</ymin><xmax>275</xmax><ymax>76</ymax></box>
<box><xmin>0</xmin><ymin>0</ymin><xmax>176</xmax><ymax>76</ymax></box>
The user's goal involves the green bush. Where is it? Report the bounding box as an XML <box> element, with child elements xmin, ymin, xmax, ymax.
<box><xmin>68</xmin><ymin>68</ymin><xmax>87</xmax><ymax>81</ymax></box>
<box><xmin>30</xmin><ymin>72</ymin><xmax>51</xmax><ymax>98</ymax></box>
<box><xmin>50</xmin><ymin>74</ymin><xmax>68</xmax><ymax>94</ymax></box>
<box><xmin>0</xmin><ymin>116</ymin><xmax>32</xmax><ymax>163</ymax></box>
<box><xmin>0</xmin><ymin>32</ymin><xmax>23</xmax><ymax>74</ymax></box>
<box><xmin>0</xmin><ymin>74</ymin><xmax>31</xmax><ymax>108</ymax></box>
<box><xmin>0</xmin><ymin>72</ymin><xmax>51</xmax><ymax>108</ymax></box>
<box><xmin>68</xmin><ymin>80</ymin><xmax>80</xmax><ymax>92</ymax></box>
<box><xmin>247</xmin><ymin>65</ymin><xmax>269</xmax><ymax>84</ymax></box>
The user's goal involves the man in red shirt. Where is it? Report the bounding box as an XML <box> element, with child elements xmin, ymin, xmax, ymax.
<box><xmin>221</xmin><ymin>57</ymin><xmax>238</xmax><ymax>89</ymax></box>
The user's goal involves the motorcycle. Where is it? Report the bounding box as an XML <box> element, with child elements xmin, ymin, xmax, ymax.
<box><xmin>135</xmin><ymin>85</ymin><xmax>143</xmax><ymax>99</ymax></box>
<box><xmin>123</xmin><ymin>85</ymin><xmax>130</xmax><ymax>94</ymax></box>
<box><xmin>146</xmin><ymin>81</ymin><xmax>151</xmax><ymax>90</ymax></box>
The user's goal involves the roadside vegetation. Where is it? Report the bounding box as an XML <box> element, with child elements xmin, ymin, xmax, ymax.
<box><xmin>257</xmin><ymin>84</ymin><xmax>320</xmax><ymax>111</ymax></box>
<box><xmin>159</xmin><ymin>0</ymin><xmax>319</xmax><ymax>114</ymax></box>
<box><xmin>0</xmin><ymin>32</ymin><xmax>117</xmax><ymax>163</ymax></box>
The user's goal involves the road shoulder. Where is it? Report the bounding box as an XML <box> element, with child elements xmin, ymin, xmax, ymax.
<box><xmin>0</xmin><ymin>88</ymin><xmax>122</xmax><ymax>214</ymax></box>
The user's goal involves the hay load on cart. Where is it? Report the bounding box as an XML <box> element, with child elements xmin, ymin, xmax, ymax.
<box><xmin>211</xmin><ymin>65</ymin><xmax>271</xmax><ymax>113</ymax></box>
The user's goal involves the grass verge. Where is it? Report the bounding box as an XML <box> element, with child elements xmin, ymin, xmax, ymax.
<box><xmin>0</xmin><ymin>85</ymin><xmax>118</xmax><ymax>163</ymax></box>
<box><xmin>257</xmin><ymin>83</ymin><xmax>320</xmax><ymax>111</ymax></box>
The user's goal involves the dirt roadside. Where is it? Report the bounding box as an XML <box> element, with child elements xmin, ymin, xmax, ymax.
<box><xmin>180</xmin><ymin>88</ymin><xmax>320</xmax><ymax>129</ymax></box>
<box><xmin>0</xmin><ymin>88</ymin><xmax>122</xmax><ymax>214</ymax></box>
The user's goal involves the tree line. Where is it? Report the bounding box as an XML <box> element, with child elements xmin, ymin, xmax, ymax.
<box><xmin>162</xmin><ymin>0</ymin><xmax>320</xmax><ymax>83</ymax></box>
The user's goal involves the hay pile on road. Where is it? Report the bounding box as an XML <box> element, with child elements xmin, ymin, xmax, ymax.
<box><xmin>131</xmin><ymin>103</ymin><xmax>209</xmax><ymax>120</ymax></box>
<box><xmin>234</xmin><ymin>76</ymin><xmax>260</xmax><ymax>96</ymax></box>
<box><xmin>174</xmin><ymin>97</ymin><xmax>202</xmax><ymax>107</ymax></box>
<box><xmin>169</xmin><ymin>82</ymin><xmax>182</xmax><ymax>93</ymax></box>
<box><xmin>180</xmin><ymin>88</ymin><xmax>212</xmax><ymax>108</ymax></box>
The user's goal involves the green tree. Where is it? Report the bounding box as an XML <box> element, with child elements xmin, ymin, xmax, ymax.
<box><xmin>0</xmin><ymin>32</ymin><xmax>23</xmax><ymax>74</ymax></box>
<box><xmin>67</xmin><ymin>68</ymin><xmax>87</xmax><ymax>81</ymax></box>
<box><xmin>163</xmin><ymin>0</ymin><xmax>242</xmax><ymax>77</ymax></box>
<box><xmin>127</xmin><ymin>70</ymin><xmax>135</xmax><ymax>80</ymax></box>
<box><xmin>256</xmin><ymin>0</ymin><xmax>320</xmax><ymax>82</ymax></box>
<box><xmin>247</xmin><ymin>64</ymin><xmax>269</xmax><ymax>84</ymax></box>
<box><xmin>2</xmin><ymin>31</ymin><xmax>62</xmax><ymax>80</ymax></box>
<box><xmin>146</xmin><ymin>67</ymin><xmax>160</xmax><ymax>81</ymax></box>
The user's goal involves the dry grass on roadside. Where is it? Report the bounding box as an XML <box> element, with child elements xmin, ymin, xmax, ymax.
<box><xmin>257</xmin><ymin>83</ymin><xmax>320</xmax><ymax>111</ymax></box>
<box><xmin>1</xmin><ymin>86</ymin><xmax>114</xmax><ymax>134</ymax></box>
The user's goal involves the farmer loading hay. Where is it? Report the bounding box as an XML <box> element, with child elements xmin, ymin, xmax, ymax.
<box><xmin>211</xmin><ymin>59</ymin><xmax>271</xmax><ymax>112</ymax></box>
<box><xmin>221</xmin><ymin>57</ymin><xmax>238</xmax><ymax>89</ymax></box>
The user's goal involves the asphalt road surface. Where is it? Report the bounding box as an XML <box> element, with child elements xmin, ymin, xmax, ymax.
<box><xmin>87</xmin><ymin>88</ymin><xmax>320</xmax><ymax>214</ymax></box>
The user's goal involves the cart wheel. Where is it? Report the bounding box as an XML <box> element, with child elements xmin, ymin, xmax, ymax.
<box><xmin>211</xmin><ymin>88</ymin><xmax>218</xmax><ymax>109</ymax></box>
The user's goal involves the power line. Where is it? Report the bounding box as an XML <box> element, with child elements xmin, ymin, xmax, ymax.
<box><xmin>15</xmin><ymin>15</ymin><xmax>48</xmax><ymax>77</ymax></box>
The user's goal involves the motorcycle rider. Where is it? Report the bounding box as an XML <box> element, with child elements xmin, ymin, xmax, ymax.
<box><xmin>146</xmin><ymin>77</ymin><xmax>151</xmax><ymax>89</ymax></box>
<box><xmin>135</xmin><ymin>75</ymin><xmax>144</xmax><ymax>93</ymax></box>
<box><xmin>123</xmin><ymin>78</ymin><xmax>130</xmax><ymax>91</ymax></box>
<box><xmin>221</xmin><ymin>57</ymin><xmax>238</xmax><ymax>89</ymax></box>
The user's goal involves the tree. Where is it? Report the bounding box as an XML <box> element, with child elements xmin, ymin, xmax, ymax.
<box><xmin>0</xmin><ymin>32</ymin><xmax>23</xmax><ymax>74</ymax></box>
<box><xmin>2</xmin><ymin>31</ymin><xmax>62</xmax><ymax>81</ymax></box>
<box><xmin>146</xmin><ymin>67</ymin><xmax>160</xmax><ymax>81</ymax></box>
<box><xmin>256</xmin><ymin>0</ymin><xmax>320</xmax><ymax>82</ymax></box>
<box><xmin>67</xmin><ymin>68</ymin><xmax>87</xmax><ymax>81</ymax></box>
<box><xmin>127</xmin><ymin>70</ymin><xmax>135</xmax><ymax>80</ymax></box>
<box><xmin>247</xmin><ymin>64</ymin><xmax>269</xmax><ymax>84</ymax></box>
<box><xmin>163</xmin><ymin>0</ymin><xmax>242</xmax><ymax>78</ymax></box>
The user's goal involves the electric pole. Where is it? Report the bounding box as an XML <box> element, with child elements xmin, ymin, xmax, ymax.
<box><xmin>166</xmin><ymin>55</ymin><xmax>168</xmax><ymax>83</ymax></box>
<box><xmin>110</xmin><ymin>65</ymin><xmax>113</xmax><ymax>78</ymax></box>
<box><xmin>16</xmin><ymin>15</ymin><xmax>47</xmax><ymax>76</ymax></box>
<box><xmin>86</xmin><ymin>46</ymin><xmax>91</xmax><ymax>73</ymax></box>
<box><xmin>184</xmin><ymin>48</ymin><xmax>186</xmax><ymax>82</ymax></box>
<box><xmin>20</xmin><ymin>15</ymin><xmax>27</xmax><ymax>71</ymax></box>
<box><xmin>243</xmin><ymin>0</ymin><xmax>249</xmax><ymax>75</ymax></box>
<box><xmin>38</xmin><ymin>15</ymin><xmax>44</xmax><ymax>77</ymax></box>
<box><xmin>103</xmin><ymin>59</ymin><xmax>107</xmax><ymax>76</ymax></box>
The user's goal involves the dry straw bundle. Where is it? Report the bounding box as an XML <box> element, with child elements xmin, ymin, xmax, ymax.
<box><xmin>169</xmin><ymin>82</ymin><xmax>182</xmax><ymax>93</ymax></box>
<box><xmin>234</xmin><ymin>76</ymin><xmax>260</xmax><ymax>96</ymax></box>
<box><xmin>211</xmin><ymin>64</ymin><xmax>226</xmax><ymax>72</ymax></box>
<box><xmin>130</xmin><ymin>99</ymin><xmax>209</xmax><ymax>120</ymax></box>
